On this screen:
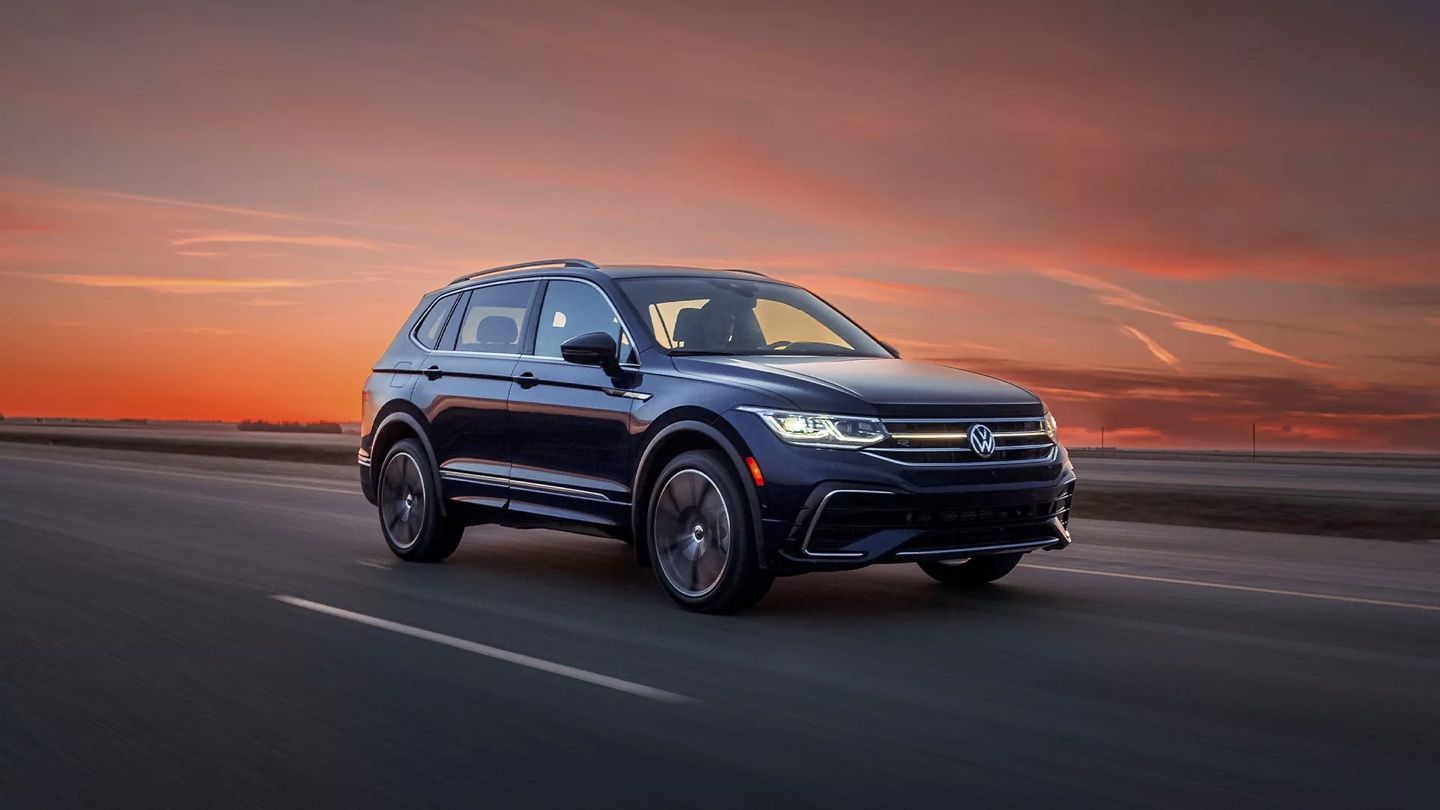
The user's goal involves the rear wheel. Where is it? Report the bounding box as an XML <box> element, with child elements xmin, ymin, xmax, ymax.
<box><xmin>378</xmin><ymin>438</ymin><xmax>463</xmax><ymax>562</ymax></box>
<box><xmin>917</xmin><ymin>553</ymin><xmax>1023</xmax><ymax>586</ymax></box>
<box><xmin>647</xmin><ymin>451</ymin><xmax>773</xmax><ymax>613</ymax></box>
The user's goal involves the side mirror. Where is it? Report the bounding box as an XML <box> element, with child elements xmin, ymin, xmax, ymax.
<box><xmin>560</xmin><ymin>331</ymin><xmax>621</xmax><ymax>376</ymax></box>
<box><xmin>879</xmin><ymin>340</ymin><xmax>901</xmax><ymax>358</ymax></box>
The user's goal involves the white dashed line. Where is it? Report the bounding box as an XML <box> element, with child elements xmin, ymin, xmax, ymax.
<box><xmin>1022</xmin><ymin>563</ymin><xmax>1440</xmax><ymax>613</ymax></box>
<box><xmin>271</xmin><ymin>595</ymin><xmax>696</xmax><ymax>704</ymax></box>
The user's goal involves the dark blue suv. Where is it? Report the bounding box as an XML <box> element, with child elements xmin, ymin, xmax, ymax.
<box><xmin>360</xmin><ymin>259</ymin><xmax>1075</xmax><ymax>612</ymax></box>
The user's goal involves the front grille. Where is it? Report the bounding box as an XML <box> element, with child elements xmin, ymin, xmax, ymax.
<box><xmin>804</xmin><ymin>490</ymin><xmax>1069</xmax><ymax>556</ymax></box>
<box><xmin>865</xmin><ymin>411</ymin><xmax>1057</xmax><ymax>466</ymax></box>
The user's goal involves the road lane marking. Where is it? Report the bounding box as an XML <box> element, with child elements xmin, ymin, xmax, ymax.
<box><xmin>1022</xmin><ymin>563</ymin><xmax>1440</xmax><ymax>613</ymax></box>
<box><xmin>271</xmin><ymin>595</ymin><xmax>696</xmax><ymax>704</ymax></box>
<box><xmin>0</xmin><ymin>453</ymin><xmax>356</xmax><ymax>495</ymax></box>
<box><xmin>355</xmin><ymin>559</ymin><xmax>393</xmax><ymax>570</ymax></box>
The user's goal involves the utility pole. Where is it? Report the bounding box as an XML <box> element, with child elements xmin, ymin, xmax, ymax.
<box><xmin>1251</xmin><ymin>423</ymin><xmax>1256</xmax><ymax>460</ymax></box>
<box><xmin>1100</xmin><ymin>426</ymin><xmax>1105</xmax><ymax>456</ymax></box>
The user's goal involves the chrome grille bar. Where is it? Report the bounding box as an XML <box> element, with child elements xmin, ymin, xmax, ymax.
<box><xmin>868</xmin><ymin>412</ymin><xmax>1057</xmax><ymax>466</ymax></box>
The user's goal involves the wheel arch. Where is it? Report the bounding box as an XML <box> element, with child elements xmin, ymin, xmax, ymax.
<box><xmin>630</xmin><ymin>417</ymin><xmax>765</xmax><ymax>568</ymax></box>
<box><xmin>369</xmin><ymin>406</ymin><xmax>446</xmax><ymax>515</ymax></box>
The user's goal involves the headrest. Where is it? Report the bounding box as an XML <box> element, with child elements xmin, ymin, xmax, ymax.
<box><xmin>672</xmin><ymin>307</ymin><xmax>703</xmax><ymax>345</ymax></box>
<box><xmin>474</xmin><ymin>315</ymin><xmax>518</xmax><ymax>346</ymax></box>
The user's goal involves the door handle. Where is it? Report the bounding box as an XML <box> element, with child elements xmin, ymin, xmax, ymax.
<box><xmin>514</xmin><ymin>371</ymin><xmax>539</xmax><ymax>389</ymax></box>
<box><xmin>424</xmin><ymin>365</ymin><xmax>444</xmax><ymax>380</ymax></box>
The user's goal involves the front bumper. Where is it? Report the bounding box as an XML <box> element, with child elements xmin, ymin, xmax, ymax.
<box><xmin>727</xmin><ymin>411</ymin><xmax>1076</xmax><ymax>572</ymax></box>
<box><xmin>771</xmin><ymin>480</ymin><xmax>1073</xmax><ymax>571</ymax></box>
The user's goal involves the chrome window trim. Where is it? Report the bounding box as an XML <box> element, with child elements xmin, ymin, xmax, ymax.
<box><xmin>800</xmin><ymin>488</ymin><xmax>893</xmax><ymax>558</ymax></box>
<box><xmin>517</xmin><ymin>354</ymin><xmax>642</xmax><ymax>371</ymax></box>
<box><xmin>422</xmin><ymin>276</ymin><xmax>641</xmax><ymax>367</ymax></box>
<box><xmin>427</xmin><ymin>349</ymin><xmax>523</xmax><ymax>359</ymax></box>
<box><xmin>408</xmin><ymin>276</ymin><xmax>540</xmax><ymax>354</ymax></box>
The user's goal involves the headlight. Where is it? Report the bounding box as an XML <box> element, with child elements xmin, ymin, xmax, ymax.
<box><xmin>738</xmin><ymin>407</ymin><xmax>887</xmax><ymax>448</ymax></box>
<box><xmin>1042</xmin><ymin>411</ymin><xmax>1058</xmax><ymax>439</ymax></box>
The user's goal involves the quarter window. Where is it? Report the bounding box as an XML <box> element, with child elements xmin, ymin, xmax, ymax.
<box><xmin>452</xmin><ymin>281</ymin><xmax>539</xmax><ymax>353</ymax></box>
<box><xmin>532</xmin><ymin>280</ymin><xmax>629</xmax><ymax>360</ymax></box>
<box><xmin>413</xmin><ymin>293</ymin><xmax>459</xmax><ymax>350</ymax></box>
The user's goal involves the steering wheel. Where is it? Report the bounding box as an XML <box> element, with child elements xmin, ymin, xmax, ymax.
<box><xmin>764</xmin><ymin>340</ymin><xmax>793</xmax><ymax>351</ymax></box>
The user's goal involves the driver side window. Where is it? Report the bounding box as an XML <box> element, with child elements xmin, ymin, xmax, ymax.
<box><xmin>532</xmin><ymin>280</ymin><xmax>632</xmax><ymax>361</ymax></box>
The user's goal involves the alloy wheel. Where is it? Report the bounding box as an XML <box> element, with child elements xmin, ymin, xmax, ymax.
<box><xmin>380</xmin><ymin>451</ymin><xmax>426</xmax><ymax>550</ymax></box>
<box><xmin>652</xmin><ymin>469</ymin><xmax>732</xmax><ymax>598</ymax></box>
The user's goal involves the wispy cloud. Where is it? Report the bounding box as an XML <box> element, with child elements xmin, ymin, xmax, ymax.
<box><xmin>1117</xmin><ymin>323</ymin><xmax>1181</xmax><ymax>370</ymax></box>
<box><xmin>175</xmin><ymin>250</ymin><xmax>225</xmax><ymax>258</ymax></box>
<box><xmin>1170</xmin><ymin>321</ymin><xmax>1329</xmax><ymax>369</ymax></box>
<box><xmin>784</xmin><ymin>274</ymin><xmax>947</xmax><ymax>306</ymax></box>
<box><xmin>170</xmin><ymin>232</ymin><xmax>406</xmax><ymax>251</ymax></box>
<box><xmin>1034</xmin><ymin>267</ymin><xmax>1332</xmax><ymax>369</ymax></box>
<box><xmin>81</xmin><ymin>187</ymin><xmax>394</xmax><ymax>230</ymax></box>
<box><xmin>38</xmin><ymin>274</ymin><xmax>326</xmax><ymax>294</ymax></box>
<box><xmin>143</xmin><ymin>326</ymin><xmax>240</xmax><ymax>336</ymax></box>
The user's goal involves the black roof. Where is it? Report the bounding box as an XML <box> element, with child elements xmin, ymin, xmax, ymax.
<box><xmin>442</xmin><ymin>258</ymin><xmax>774</xmax><ymax>289</ymax></box>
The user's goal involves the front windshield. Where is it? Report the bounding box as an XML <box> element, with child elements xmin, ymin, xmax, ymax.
<box><xmin>616</xmin><ymin>276</ymin><xmax>891</xmax><ymax>357</ymax></box>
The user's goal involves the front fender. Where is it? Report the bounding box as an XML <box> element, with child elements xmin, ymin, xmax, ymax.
<box><xmin>630</xmin><ymin>418</ymin><xmax>770</xmax><ymax>569</ymax></box>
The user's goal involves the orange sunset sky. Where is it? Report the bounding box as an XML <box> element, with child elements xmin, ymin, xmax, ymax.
<box><xmin>2</xmin><ymin>0</ymin><xmax>1437</xmax><ymax>449</ymax></box>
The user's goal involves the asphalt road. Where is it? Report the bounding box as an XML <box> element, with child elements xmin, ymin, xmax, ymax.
<box><xmin>2</xmin><ymin>445</ymin><xmax>1437</xmax><ymax>808</ymax></box>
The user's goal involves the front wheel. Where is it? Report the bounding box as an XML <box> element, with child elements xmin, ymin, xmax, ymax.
<box><xmin>647</xmin><ymin>451</ymin><xmax>773</xmax><ymax>613</ymax></box>
<box><xmin>917</xmin><ymin>553</ymin><xmax>1023</xmax><ymax>587</ymax></box>
<box><xmin>377</xmin><ymin>438</ymin><xmax>464</xmax><ymax>562</ymax></box>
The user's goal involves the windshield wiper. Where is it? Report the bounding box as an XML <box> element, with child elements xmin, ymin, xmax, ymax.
<box><xmin>668</xmin><ymin>350</ymin><xmax>738</xmax><ymax>356</ymax></box>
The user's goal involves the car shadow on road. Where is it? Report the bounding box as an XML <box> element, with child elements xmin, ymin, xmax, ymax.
<box><xmin>418</xmin><ymin>529</ymin><xmax>1072</xmax><ymax>621</ymax></box>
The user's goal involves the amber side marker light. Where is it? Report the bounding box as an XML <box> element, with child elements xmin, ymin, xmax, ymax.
<box><xmin>744</xmin><ymin>456</ymin><xmax>765</xmax><ymax>487</ymax></box>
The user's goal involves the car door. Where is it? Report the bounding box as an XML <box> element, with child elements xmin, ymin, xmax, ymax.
<box><xmin>506</xmin><ymin>278</ymin><xmax>639</xmax><ymax>527</ymax></box>
<box><xmin>410</xmin><ymin>280</ymin><xmax>541</xmax><ymax>509</ymax></box>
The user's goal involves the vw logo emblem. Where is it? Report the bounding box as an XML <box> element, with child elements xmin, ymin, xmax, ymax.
<box><xmin>969</xmin><ymin>423</ymin><xmax>997</xmax><ymax>458</ymax></box>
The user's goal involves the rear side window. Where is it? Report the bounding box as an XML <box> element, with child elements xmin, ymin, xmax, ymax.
<box><xmin>453</xmin><ymin>281</ymin><xmax>539</xmax><ymax>353</ymax></box>
<box><xmin>412</xmin><ymin>294</ymin><xmax>459</xmax><ymax>349</ymax></box>
<box><xmin>533</xmin><ymin>280</ymin><xmax>628</xmax><ymax>359</ymax></box>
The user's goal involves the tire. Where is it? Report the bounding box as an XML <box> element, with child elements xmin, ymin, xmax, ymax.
<box><xmin>917</xmin><ymin>553</ymin><xmax>1023</xmax><ymax>587</ymax></box>
<box><xmin>376</xmin><ymin>438</ymin><xmax>464</xmax><ymax>562</ymax></box>
<box><xmin>646</xmin><ymin>450</ymin><xmax>773</xmax><ymax>613</ymax></box>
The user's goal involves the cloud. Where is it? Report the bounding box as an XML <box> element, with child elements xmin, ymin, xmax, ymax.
<box><xmin>37</xmin><ymin>274</ymin><xmax>326</xmax><ymax>294</ymax></box>
<box><xmin>1170</xmin><ymin>321</ymin><xmax>1330</xmax><ymax>369</ymax></box>
<box><xmin>82</xmin><ymin>187</ymin><xmax>387</xmax><ymax>229</ymax></box>
<box><xmin>783</xmin><ymin>274</ymin><xmax>950</xmax><ymax>306</ymax></box>
<box><xmin>143</xmin><ymin>326</ymin><xmax>239</xmax><ymax>336</ymax></box>
<box><xmin>1117</xmin><ymin>323</ymin><xmax>1181</xmax><ymax>370</ymax></box>
<box><xmin>170</xmin><ymin>232</ymin><xmax>405</xmax><ymax>251</ymax></box>
<box><xmin>1034</xmin><ymin>267</ymin><xmax>1332</xmax><ymax>369</ymax></box>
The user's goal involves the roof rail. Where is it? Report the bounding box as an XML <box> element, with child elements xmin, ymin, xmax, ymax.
<box><xmin>449</xmin><ymin>258</ymin><xmax>599</xmax><ymax>285</ymax></box>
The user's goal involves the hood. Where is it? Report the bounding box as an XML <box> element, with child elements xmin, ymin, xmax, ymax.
<box><xmin>672</xmin><ymin>355</ymin><xmax>1039</xmax><ymax>413</ymax></box>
